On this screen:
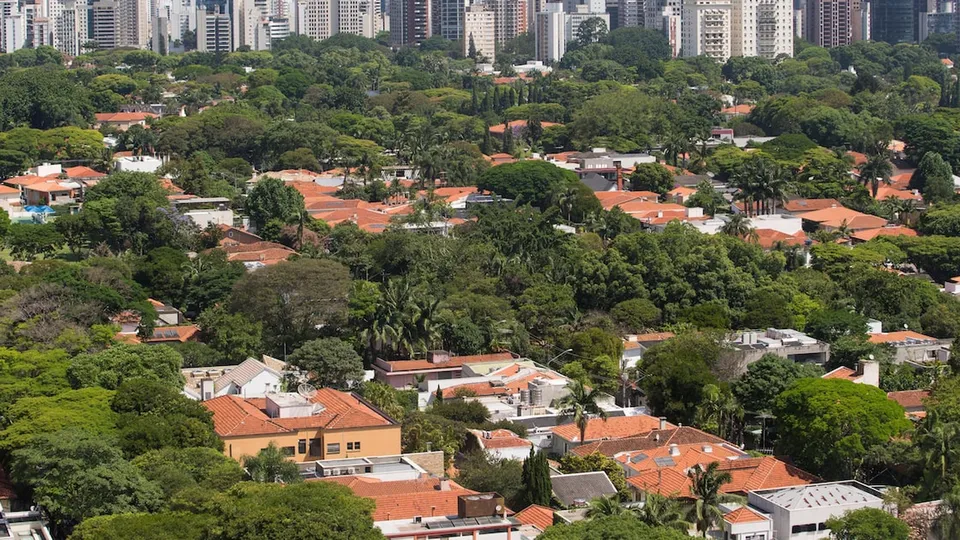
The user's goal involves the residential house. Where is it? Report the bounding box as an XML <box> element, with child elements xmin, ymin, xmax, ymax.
<box><xmin>170</xmin><ymin>196</ymin><xmax>233</xmax><ymax>229</ymax></box>
<box><xmin>550</xmin><ymin>471</ymin><xmax>619</xmax><ymax>508</ymax></box>
<box><xmin>4</xmin><ymin>164</ymin><xmax>106</xmax><ymax>207</ymax></box>
<box><xmin>887</xmin><ymin>389</ymin><xmax>929</xmax><ymax>420</ymax></box>
<box><xmin>466</xmin><ymin>428</ymin><xmax>533</xmax><ymax>461</ymax></box>
<box><xmin>720</xmin><ymin>104</ymin><xmax>754</xmax><ymax>119</ymax></box>
<box><xmin>721</xmin><ymin>329</ymin><xmax>830</xmax><ymax>375</ymax></box>
<box><xmin>216</xmin><ymin>241</ymin><xmax>297</xmax><ymax>269</ymax></box>
<box><xmin>720</xmin><ymin>506</ymin><xmax>772</xmax><ymax>540</ymax></box>
<box><xmin>149</xmin><ymin>298</ymin><xmax>184</xmax><ymax>326</ymax></box>
<box><xmin>667</xmin><ymin>186</ymin><xmax>697</xmax><ymax>204</ymax></box>
<box><xmin>93</xmin><ymin>111</ymin><xmax>159</xmax><ymax>131</ymax></box>
<box><xmin>799</xmin><ymin>206</ymin><xmax>888</xmax><ymax>233</ymax></box>
<box><xmin>0</xmin><ymin>504</ymin><xmax>52</xmax><ymax>540</ymax></box>
<box><xmin>822</xmin><ymin>360</ymin><xmax>880</xmax><ymax>387</ymax></box>
<box><xmin>850</xmin><ymin>225</ymin><xmax>918</xmax><ymax>243</ymax></box>
<box><xmin>218</xmin><ymin>225</ymin><xmax>263</xmax><ymax>246</ymax></box>
<box><xmin>867</xmin><ymin>330</ymin><xmax>950</xmax><ymax>364</ymax></box>
<box><xmin>622</xmin><ymin>332</ymin><xmax>675</xmax><ymax>370</ymax></box>
<box><xmin>513</xmin><ymin>504</ymin><xmax>556</xmax><ymax>536</ymax></box>
<box><xmin>781</xmin><ymin>198</ymin><xmax>843</xmax><ymax>216</ymax></box>
<box><xmin>143</xmin><ymin>325</ymin><xmax>200</xmax><ymax>344</ymax></box>
<box><xmin>301</xmin><ymin>452</ymin><xmax>445</xmax><ymax>481</ymax></box>
<box><xmin>570</xmin><ymin>425</ymin><xmax>728</xmax><ymax>458</ymax></box>
<box><xmin>946</xmin><ymin>276</ymin><xmax>960</xmax><ymax>295</ymax></box>
<box><xmin>0</xmin><ymin>185</ymin><xmax>21</xmax><ymax>214</ymax></box>
<box><xmin>203</xmin><ymin>389</ymin><xmax>401</xmax><ymax>462</ymax></box>
<box><xmin>373</xmin><ymin>351</ymin><xmax>518</xmax><ymax>389</ymax></box>
<box><xmin>746</xmin><ymin>481</ymin><xmax>886</xmax><ymax>540</ymax></box>
<box><xmin>551</xmin><ymin>414</ymin><xmax>675</xmax><ymax>455</ymax></box>
<box><xmin>182</xmin><ymin>356</ymin><xmax>288</xmax><ymax>401</ymax></box>
<box><xmin>114</xmin><ymin>156</ymin><xmax>163</xmax><ymax>173</ymax></box>
<box><xmin>488</xmin><ymin>119</ymin><xmax>560</xmax><ymax>139</ymax></box>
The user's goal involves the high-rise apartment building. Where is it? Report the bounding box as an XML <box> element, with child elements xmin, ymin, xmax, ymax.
<box><xmin>1</xmin><ymin>8</ymin><xmax>25</xmax><ymax>52</ymax></box>
<box><xmin>91</xmin><ymin>0</ymin><xmax>118</xmax><ymax>48</ymax></box>
<box><xmin>872</xmin><ymin>0</ymin><xmax>915</xmax><ymax>42</ymax></box>
<box><xmin>731</xmin><ymin>0</ymin><xmax>792</xmax><ymax>58</ymax></box>
<box><xmin>197</xmin><ymin>4</ymin><xmax>233</xmax><ymax>51</ymax></box>
<box><xmin>433</xmin><ymin>0</ymin><xmax>467</xmax><ymax>39</ymax></box>
<box><xmin>390</xmin><ymin>0</ymin><xmax>431</xmax><ymax>44</ymax></box>
<box><xmin>53</xmin><ymin>0</ymin><xmax>82</xmax><ymax>54</ymax></box>
<box><xmin>619</xmin><ymin>0</ymin><xmax>644</xmax><ymax>26</ymax></box>
<box><xmin>299</xmin><ymin>0</ymin><xmax>377</xmax><ymax>40</ymax></box>
<box><xmin>535</xmin><ymin>1</ymin><xmax>564</xmax><ymax>60</ymax></box>
<box><xmin>803</xmin><ymin>0</ymin><xmax>867</xmax><ymax>46</ymax></box>
<box><xmin>681</xmin><ymin>0</ymin><xmax>732</xmax><ymax>60</ymax></box>
<box><xmin>463</xmin><ymin>3</ymin><xmax>495</xmax><ymax>61</ymax></box>
<box><xmin>90</xmin><ymin>0</ymin><xmax>149</xmax><ymax>49</ymax></box>
<box><xmin>918</xmin><ymin>3</ymin><xmax>953</xmax><ymax>41</ymax></box>
<box><xmin>236</xmin><ymin>0</ymin><xmax>272</xmax><ymax>50</ymax></box>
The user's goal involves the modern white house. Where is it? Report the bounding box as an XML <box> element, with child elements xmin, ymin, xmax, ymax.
<box><xmin>182</xmin><ymin>356</ymin><xmax>287</xmax><ymax>401</ymax></box>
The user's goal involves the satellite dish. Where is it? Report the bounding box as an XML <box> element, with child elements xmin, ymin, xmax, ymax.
<box><xmin>298</xmin><ymin>383</ymin><xmax>318</xmax><ymax>399</ymax></box>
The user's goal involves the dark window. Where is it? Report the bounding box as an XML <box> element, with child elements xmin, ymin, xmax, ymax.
<box><xmin>354</xmin><ymin>441</ymin><xmax>361</xmax><ymax>450</ymax></box>
<box><xmin>309</xmin><ymin>438</ymin><xmax>322</xmax><ymax>456</ymax></box>
<box><xmin>327</xmin><ymin>443</ymin><xmax>340</xmax><ymax>455</ymax></box>
<box><xmin>792</xmin><ymin>524</ymin><xmax>817</xmax><ymax>534</ymax></box>
<box><xmin>347</xmin><ymin>442</ymin><xmax>354</xmax><ymax>451</ymax></box>
<box><xmin>298</xmin><ymin>439</ymin><xmax>306</xmax><ymax>454</ymax></box>
<box><xmin>280</xmin><ymin>446</ymin><xmax>295</xmax><ymax>456</ymax></box>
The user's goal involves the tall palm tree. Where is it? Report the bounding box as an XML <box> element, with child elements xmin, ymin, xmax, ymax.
<box><xmin>557</xmin><ymin>380</ymin><xmax>608</xmax><ymax>445</ymax></box>
<box><xmin>916</xmin><ymin>412</ymin><xmax>960</xmax><ymax>495</ymax></box>
<box><xmin>858</xmin><ymin>152</ymin><xmax>893</xmax><ymax>198</ymax></box>
<box><xmin>720</xmin><ymin>214</ymin><xmax>754</xmax><ymax>238</ymax></box>
<box><xmin>585</xmin><ymin>495</ymin><xmax>629</xmax><ymax>518</ymax></box>
<box><xmin>694</xmin><ymin>385</ymin><xmax>744</xmax><ymax>444</ymax></box>
<box><xmin>687</xmin><ymin>462</ymin><xmax>744</xmax><ymax>537</ymax></box>
<box><xmin>634</xmin><ymin>493</ymin><xmax>692</xmax><ymax>533</ymax></box>
<box><xmin>662</xmin><ymin>131</ymin><xmax>689</xmax><ymax>167</ymax></box>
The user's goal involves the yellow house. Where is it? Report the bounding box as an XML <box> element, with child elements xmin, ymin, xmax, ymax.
<box><xmin>203</xmin><ymin>389</ymin><xmax>401</xmax><ymax>462</ymax></box>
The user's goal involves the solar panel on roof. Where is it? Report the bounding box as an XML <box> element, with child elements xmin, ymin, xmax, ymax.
<box><xmin>630</xmin><ymin>453</ymin><xmax>648</xmax><ymax>464</ymax></box>
<box><xmin>426</xmin><ymin>521</ymin><xmax>454</xmax><ymax>529</ymax></box>
<box><xmin>654</xmin><ymin>457</ymin><xmax>676</xmax><ymax>467</ymax></box>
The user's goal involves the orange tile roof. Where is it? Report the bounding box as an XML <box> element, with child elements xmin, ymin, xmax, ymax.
<box><xmin>724</xmin><ymin>507</ymin><xmax>769</xmax><ymax>524</ymax></box>
<box><xmin>4</xmin><ymin>175</ymin><xmax>46</xmax><ymax>187</ymax></box>
<box><xmin>628</xmin><ymin>468</ymin><xmax>692</xmax><ymax>497</ymax></box>
<box><xmin>595</xmin><ymin>191</ymin><xmax>659</xmax><ymax>209</ymax></box>
<box><xmin>823</xmin><ymin>366</ymin><xmax>857</xmax><ymax>381</ymax></box>
<box><xmin>668</xmin><ymin>186</ymin><xmax>697</xmax><ymax>197</ymax></box>
<box><xmin>847</xmin><ymin>151</ymin><xmax>868</xmax><ymax>167</ymax></box>
<box><xmin>144</xmin><ymin>325</ymin><xmax>199</xmax><ymax>343</ymax></box>
<box><xmin>379</xmin><ymin>352</ymin><xmax>516</xmax><ymax>373</ymax></box>
<box><xmin>203</xmin><ymin>388</ymin><xmax>395</xmax><ymax>437</ymax></box>
<box><xmin>874</xmin><ymin>187</ymin><xmax>922</xmax><ymax>201</ymax></box>
<box><xmin>317</xmin><ymin>476</ymin><xmax>459</xmax><ymax>497</ymax></box>
<box><xmin>488</xmin><ymin>120</ymin><xmax>560</xmax><ymax>134</ymax></box>
<box><xmin>216</xmin><ymin>241</ymin><xmax>296</xmax><ymax>265</ymax></box>
<box><xmin>850</xmin><ymin>226</ymin><xmax>917</xmax><ymax>242</ymax></box>
<box><xmin>552</xmin><ymin>415</ymin><xmax>673</xmax><ymax>443</ymax></box>
<box><xmin>0</xmin><ymin>185</ymin><xmax>19</xmax><ymax>195</ymax></box>
<box><xmin>867</xmin><ymin>330</ymin><xmax>937</xmax><ymax>344</ymax></box>
<box><xmin>753</xmin><ymin>229</ymin><xmax>808</xmax><ymax>250</ymax></box>
<box><xmin>368</xmin><ymin>488</ymin><xmax>478</xmax><ymax>521</ymax></box>
<box><xmin>887</xmin><ymin>390</ymin><xmax>929</xmax><ymax>409</ymax></box>
<box><xmin>800</xmin><ymin>207</ymin><xmax>888</xmax><ymax>230</ymax></box>
<box><xmin>95</xmin><ymin>112</ymin><xmax>158</xmax><ymax>123</ymax></box>
<box><xmin>309</xmin><ymin>207</ymin><xmax>399</xmax><ymax>233</ymax></box>
<box><xmin>22</xmin><ymin>181</ymin><xmax>74</xmax><ymax>193</ymax></box>
<box><xmin>443</xmin><ymin>367</ymin><xmax>563</xmax><ymax>399</ymax></box>
<box><xmin>889</xmin><ymin>172</ymin><xmax>913</xmax><ymax>189</ymax></box>
<box><xmin>782</xmin><ymin>198</ymin><xmax>842</xmax><ymax>213</ymax></box>
<box><xmin>942</xmin><ymin>58</ymin><xmax>955</xmax><ymax>67</ymax></box>
<box><xmin>470</xmin><ymin>429</ymin><xmax>533</xmax><ymax>450</ymax></box>
<box><xmin>627</xmin><ymin>455</ymin><xmax>817</xmax><ymax>499</ymax></box>
<box><xmin>63</xmin><ymin>166</ymin><xmax>106</xmax><ymax>179</ymax></box>
<box><xmin>721</xmin><ymin>104</ymin><xmax>754</xmax><ymax>115</ymax></box>
<box><xmin>514</xmin><ymin>505</ymin><xmax>554</xmax><ymax>531</ymax></box>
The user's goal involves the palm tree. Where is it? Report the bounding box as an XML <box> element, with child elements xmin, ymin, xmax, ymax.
<box><xmin>916</xmin><ymin>412</ymin><xmax>960</xmax><ymax>495</ymax></box>
<box><xmin>687</xmin><ymin>462</ymin><xmax>744</xmax><ymax>537</ymax></box>
<box><xmin>934</xmin><ymin>485</ymin><xmax>960</xmax><ymax>540</ymax></box>
<box><xmin>634</xmin><ymin>493</ymin><xmax>692</xmax><ymax>533</ymax></box>
<box><xmin>811</xmin><ymin>229</ymin><xmax>840</xmax><ymax>244</ymax></box>
<box><xmin>662</xmin><ymin>131</ymin><xmax>689</xmax><ymax>167</ymax></box>
<box><xmin>242</xmin><ymin>442</ymin><xmax>302</xmax><ymax>483</ymax></box>
<box><xmin>585</xmin><ymin>495</ymin><xmax>629</xmax><ymax>518</ymax></box>
<box><xmin>557</xmin><ymin>380</ymin><xmax>608</xmax><ymax>445</ymax></box>
<box><xmin>858</xmin><ymin>152</ymin><xmax>893</xmax><ymax>198</ymax></box>
<box><xmin>694</xmin><ymin>385</ymin><xmax>744</xmax><ymax>444</ymax></box>
<box><xmin>720</xmin><ymin>214</ymin><xmax>754</xmax><ymax>238</ymax></box>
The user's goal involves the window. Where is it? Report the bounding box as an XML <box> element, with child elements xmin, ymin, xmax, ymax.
<box><xmin>354</xmin><ymin>441</ymin><xmax>361</xmax><ymax>450</ymax></box>
<box><xmin>309</xmin><ymin>438</ymin><xmax>322</xmax><ymax>456</ymax></box>
<box><xmin>346</xmin><ymin>442</ymin><xmax>353</xmax><ymax>451</ymax></box>
<box><xmin>280</xmin><ymin>446</ymin><xmax>295</xmax><ymax>456</ymax></box>
<box><xmin>298</xmin><ymin>439</ymin><xmax>307</xmax><ymax>454</ymax></box>
<box><xmin>327</xmin><ymin>443</ymin><xmax>340</xmax><ymax>455</ymax></box>
<box><xmin>791</xmin><ymin>524</ymin><xmax>817</xmax><ymax>534</ymax></box>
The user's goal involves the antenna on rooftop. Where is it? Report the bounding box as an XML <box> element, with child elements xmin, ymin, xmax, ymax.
<box><xmin>298</xmin><ymin>383</ymin><xmax>318</xmax><ymax>400</ymax></box>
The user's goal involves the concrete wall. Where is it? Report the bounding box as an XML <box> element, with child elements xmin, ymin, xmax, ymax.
<box><xmin>404</xmin><ymin>451</ymin><xmax>445</xmax><ymax>477</ymax></box>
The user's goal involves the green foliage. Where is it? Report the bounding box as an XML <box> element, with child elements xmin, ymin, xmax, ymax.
<box><xmin>825</xmin><ymin>508</ymin><xmax>909</xmax><ymax>540</ymax></box>
<box><xmin>456</xmin><ymin>451</ymin><xmax>525</xmax><ymax>509</ymax></box>
<box><xmin>132</xmin><ymin>446</ymin><xmax>245</xmax><ymax>501</ymax></box>
<box><xmin>629</xmin><ymin>163</ymin><xmax>674</xmax><ymax>195</ymax></box>
<box><xmin>912</xmin><ymin>152</ymin><xmax>956</xmax><ymax>204</ymax></box>
<box><xmin>804</xmin><ymin>309</ymin><xmax>869</xmax><ymax>343</ymax></box>
<box><xmin>640</xmin><ymin>332</ymin><xmax>721</xmax><ymax>424</ymax></box>
<box><xmin>241</xmin><ymin>442</ymin><xmax>303</xmax><ymax>484</ymax></box>
<box><xmin>430</xmin><ymin>400</ymin><xmax>491</xmax><ymax>424</ymax></box>
<box><xmin>477</xmin><ymin>161</ymin><xmax>580</xmax><ymax>210</ymax></box>
<box><xmin>5</xmin><ymin>223</ymin><xmax>64</xmax><ymax>260</ymax></box>
<box><xmin>732</xmin><ymin>354</ymin><xmax>823</xmax><ymax>413</ymax></box>
<box><xmin>197</xmin><ymin>305</ymin><xmax>263</xmax><ymax>363</ymax></box>
<box><xmin>0</xmin><ymin>387</ymin><xmax>118</xmax><ymax>452</ymax></box>
<box><xmin>538</xmin><ymin>515</ymin><xmax>689</xmax><ymax>539</ymax></box>
<box><xmin>558</xmin><ymin>452</ymin><xmax>629</xmax><ymax>499</ymax></box>
<box><xmin>288</xmin><ymin>337</ymin><xmax>364</xmax><ymax>390</ymax></box>
<box><xmin>71</xmin><ymin>512</ymin><xmax>215</xmax><ymax>540</ymax></box>
<box><xmin>774</xmin><ymin>378</ymin><xmax>911</xmax><ymax>480</ymax></box>
<box><xmin>245</xmin><ymin>176</ymin><xmax>306</xmax><ymax>231</ymax></box>
<box><xmin>68</xmin><ymin>344</ymin><xmax>184</xmax><ymax>390</ymax></box>
<box><xmin>402</xmin><ymin>411</ymin><xmax>466</xmax><ymax>466</ymax></box>
<box><xmin>521</xmin><ymin>447</ymin><xmax>552</xmax><ymax>507</ymax></box>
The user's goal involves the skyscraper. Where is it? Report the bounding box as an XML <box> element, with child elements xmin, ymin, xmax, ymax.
<box><xmin>803</xmin><ymin>0</ymin><xmax>866</xmax><ymax>46</ymax></box>
<box><xmin>731</xmin><ymin>0</ymin><xmax>792</xmax><ymax>58</ymax></box>
<box><xmin>535</xmin><ymin>2</ymin><xmax>564</xmax><ymax>60</ymax></box>
<box><xmin>197</xmin><ymin>4</ymin><xmax>232</xmax><ymax>51</ymax></box>
<box><xmin>463</xmin><ymin>3</ymin><xmax>495</xmax><ymax>61</ymax></box>
<box><xmin>872</xmin><ymin>0</ymin><xmax>915</xmax><ymax>42</ymax></box>
<box><xmin>390</xmin><ymin>0</ymin><xmax>431</xmax><ymax>44</ymax></box>
<box><xmin>618</xmin><ymin>0</ymin><xmax>643</xmax><ymax>26</ymax></box>
<box><xmin>433</xmin><ymin>0</ymin><xmax>468</xmax><ymax>39</ymax></box>
<box><xmin>681</xmin><ymin>0</ymin><xmax>732</xmax><ymax>61</ymax></box>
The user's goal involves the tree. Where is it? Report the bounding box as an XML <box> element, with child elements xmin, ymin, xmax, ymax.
<box><xmin>521</xmin><ymin>447</ymin><xmax>553</xmax><ymax>507</ymax></box>
<box><xmin>557</xmin><ymin>380</ymin><xmax>608</xmax><ymax>445</ymax></box>
<box><xmin>629</xmin><ymin>163</ymin><xmax>674</xmax><ymax>195</ymax></box>
<box><xmin>288</xmin><ymin>338</ymin><xmax>364</xmax><ymax>390</ymax></box>
<box><xmin>804</xmin><ymin>309</ymin><xmax>869</xmax><ymax>343</ymax></box>
<box><xmin>540</xmin><ymin>515</ymin><xmax>688</xmax><ymax>539</ymax></box>
<box><xmin>228</xmin><ymin>258</ymin><xmax>351</xmax><ymax>356</ymax></box>
<box><xmin>242</xmin><ymin>442</ymin><xmax>303</xmax><ymax>484</ymax></box>
<box><xmin>640</xmin><ymin>332</ymin><xmax>722</xmax><ymax>424</ymax></box>
<box><xmin>456</xmin><ymin>451</ymin><xmax>525</xmax><ymax>509</ymax></box>
<box><xmin>71</xmin><ymin>512</ymin><xmax>214</xmax><ymax>540</ymax></box>
<box><xmin>693</xmin><ymin>384</ymin><xmax>744</xmax><ymax>443</ymax></box>
<box><xmin>732</xmin><ymin>354</ymin><xmax>823</xmax><ymax>413</ymax></box>
<box><xmin>611</xmin><ymin>298</ymin><xmax>661</xmax><ymax>332</ymax></box>
<box><xmin>773</xmin><ymin>378</ymin><xmax>911</xmax><ymax>480</ymax></box>
<box><xmin>5</xmin><ymin>223</ymin><xmax>63</xmax><ymax>260</ymax></box>
<box><xmin>825</xmin><ymin>508</ymin><xmax>909</xmax><ymax>540</ymax></box>
<box><xmin>586</xmin><ymin>495</ymin><xmax>630</xmax><ymax>518</ymax></box>
<box><xmin>687</xmin><ymin>461</ymin><xmax>743</xmax><ymax>537</ymax></box>
<box><xmin>575</xmin><ymin>17</ymin><xmax>608</xmax><ymax>46</ymax></box>
<box><xmin>633</xmin><ymin>493</ymin><xmax>691</xmax><ymax>533</ymax></box>
<box><xmin>206</xmin><ymin>482</ymin><xmax>382</xmax><ymax>540</ymax></box>
<box><xmin>934</xmin><ymin>485</ymin><xmax>960</xmax><ymax>540</ymax></box>
<box><xmin>245</xmin><ymin>176</ymin><xmax>306</xmax><ymax>232</ymax></box>
<box><xmin>132</xmin><ymin>446</ymin><xmax>245</xmax><ymax>500</ymax></box>
<box><xmin>430</xmin><ymin>400</ymin><xmax>491</xmax><ymax>424</ymax></box>
<box><xmin>477</xmin><ymin>160</ymin><xmax>580</xmax><ymax>210</ymax></box>
<box><xmin>911</xmin><ymin>152</ymin><xmax>955</xmax><ymax>204</ymax></box>
<box><xmin>0</xmin><ymin>387</ymin><xmax>118</xmax><ymax>452</ymax></box>
<box><xmin>10</xmin><ymin>428</ymin><xmax>163</xmax><ymax>534</ymax></box>
<box><xmin>719</xmin><ymin>214</ymin><xmax>755</xmax><ymax>239</ymax></box>
<box><xmin>859</xmin><ymin>152</ymin><xmax>893</xmax><ymax>198</ymax></box>
<box><xmin>197</xmin><ymin>306</ymin><xmax>263</xmax><ymax>363</ymax></box>
<box><xmin>67</xmin><ymin>344</ymin><xmax>184</xmax><ymax>390</ymax></box>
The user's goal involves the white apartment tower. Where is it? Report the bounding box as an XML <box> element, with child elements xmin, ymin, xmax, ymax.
<box><xmin>681</xmin><ymin>0</ymin><xmax>732</xmax><ymax>61</ymax></box>
<box><xmin>299</xmin><ymin>0</ymin><xmax>378</xmax><ymax>40</ymax></box>
<box><xmin>91</xmin><ymin>0</ymin><xmax>118</xmax><ymax>48</ymax></box>
<box><xmin>197</xmin><ymin>4</ymin><xmax>232</xmax><ymax>51</ymax></box>
<box><xmin>619</xmin><ymin>0</ymin><xmax>643</xmax><ymax>26</ymax></box>
<box><xmin>117</xmin><ymin>0</ymin><xmax>149</xmax><ymax>48</ymax></box>
<box><xmin>535</xmin><ymin>1</ymin><xmax>564</xmax><ymax>61</ymax></box>
<box><xmin>490</xmin><ymin>0</ymin><xmax>525</xmax><ymax>43</ymax></box>
<box><xmin>731</xmin><ymin>0</ymin><xmax>792</xmax><ymax>58</ymax></box>
<box><xmin>565</xmin><ymin>3</ymin><xmax>609</xmax><ymax>41</ymax></box>
<box><xmin>53</xmin><ymin>0</ymin><xmax>82</xmax><ymax>55</ymax></box>
<box><xmin>463</xmin><ymin>3</ymin><xmax>495</xmax><ymax>61</ymax></box>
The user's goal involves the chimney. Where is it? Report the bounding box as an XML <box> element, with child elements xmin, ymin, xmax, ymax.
<box><xmin>857</xmin><ymin>360</ymin><xmax>880</xmax><ymax>388</ymax></box>
<box><xmin>427</xmin><ymin>350</ymin><xmax>451</xmax><ymax>364</ymax></box>
<box><xmin>669</xmin><ymin>444</ymin><xmax>680</xmax><ymax>457</ymax></box>
<box><xmin>439</xmin><ymin>479</ymin><xmax>451</xmax><ymax>491</ymax></box>
<box><xmin>614</xmin><ymin>160</ymin><xmax>623</xmax><ymax>191</ymax></box>
<box><xmin>659</xmin><ymin>417</ymin><xmax>667</xmax><ymax>430</ymax></box>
